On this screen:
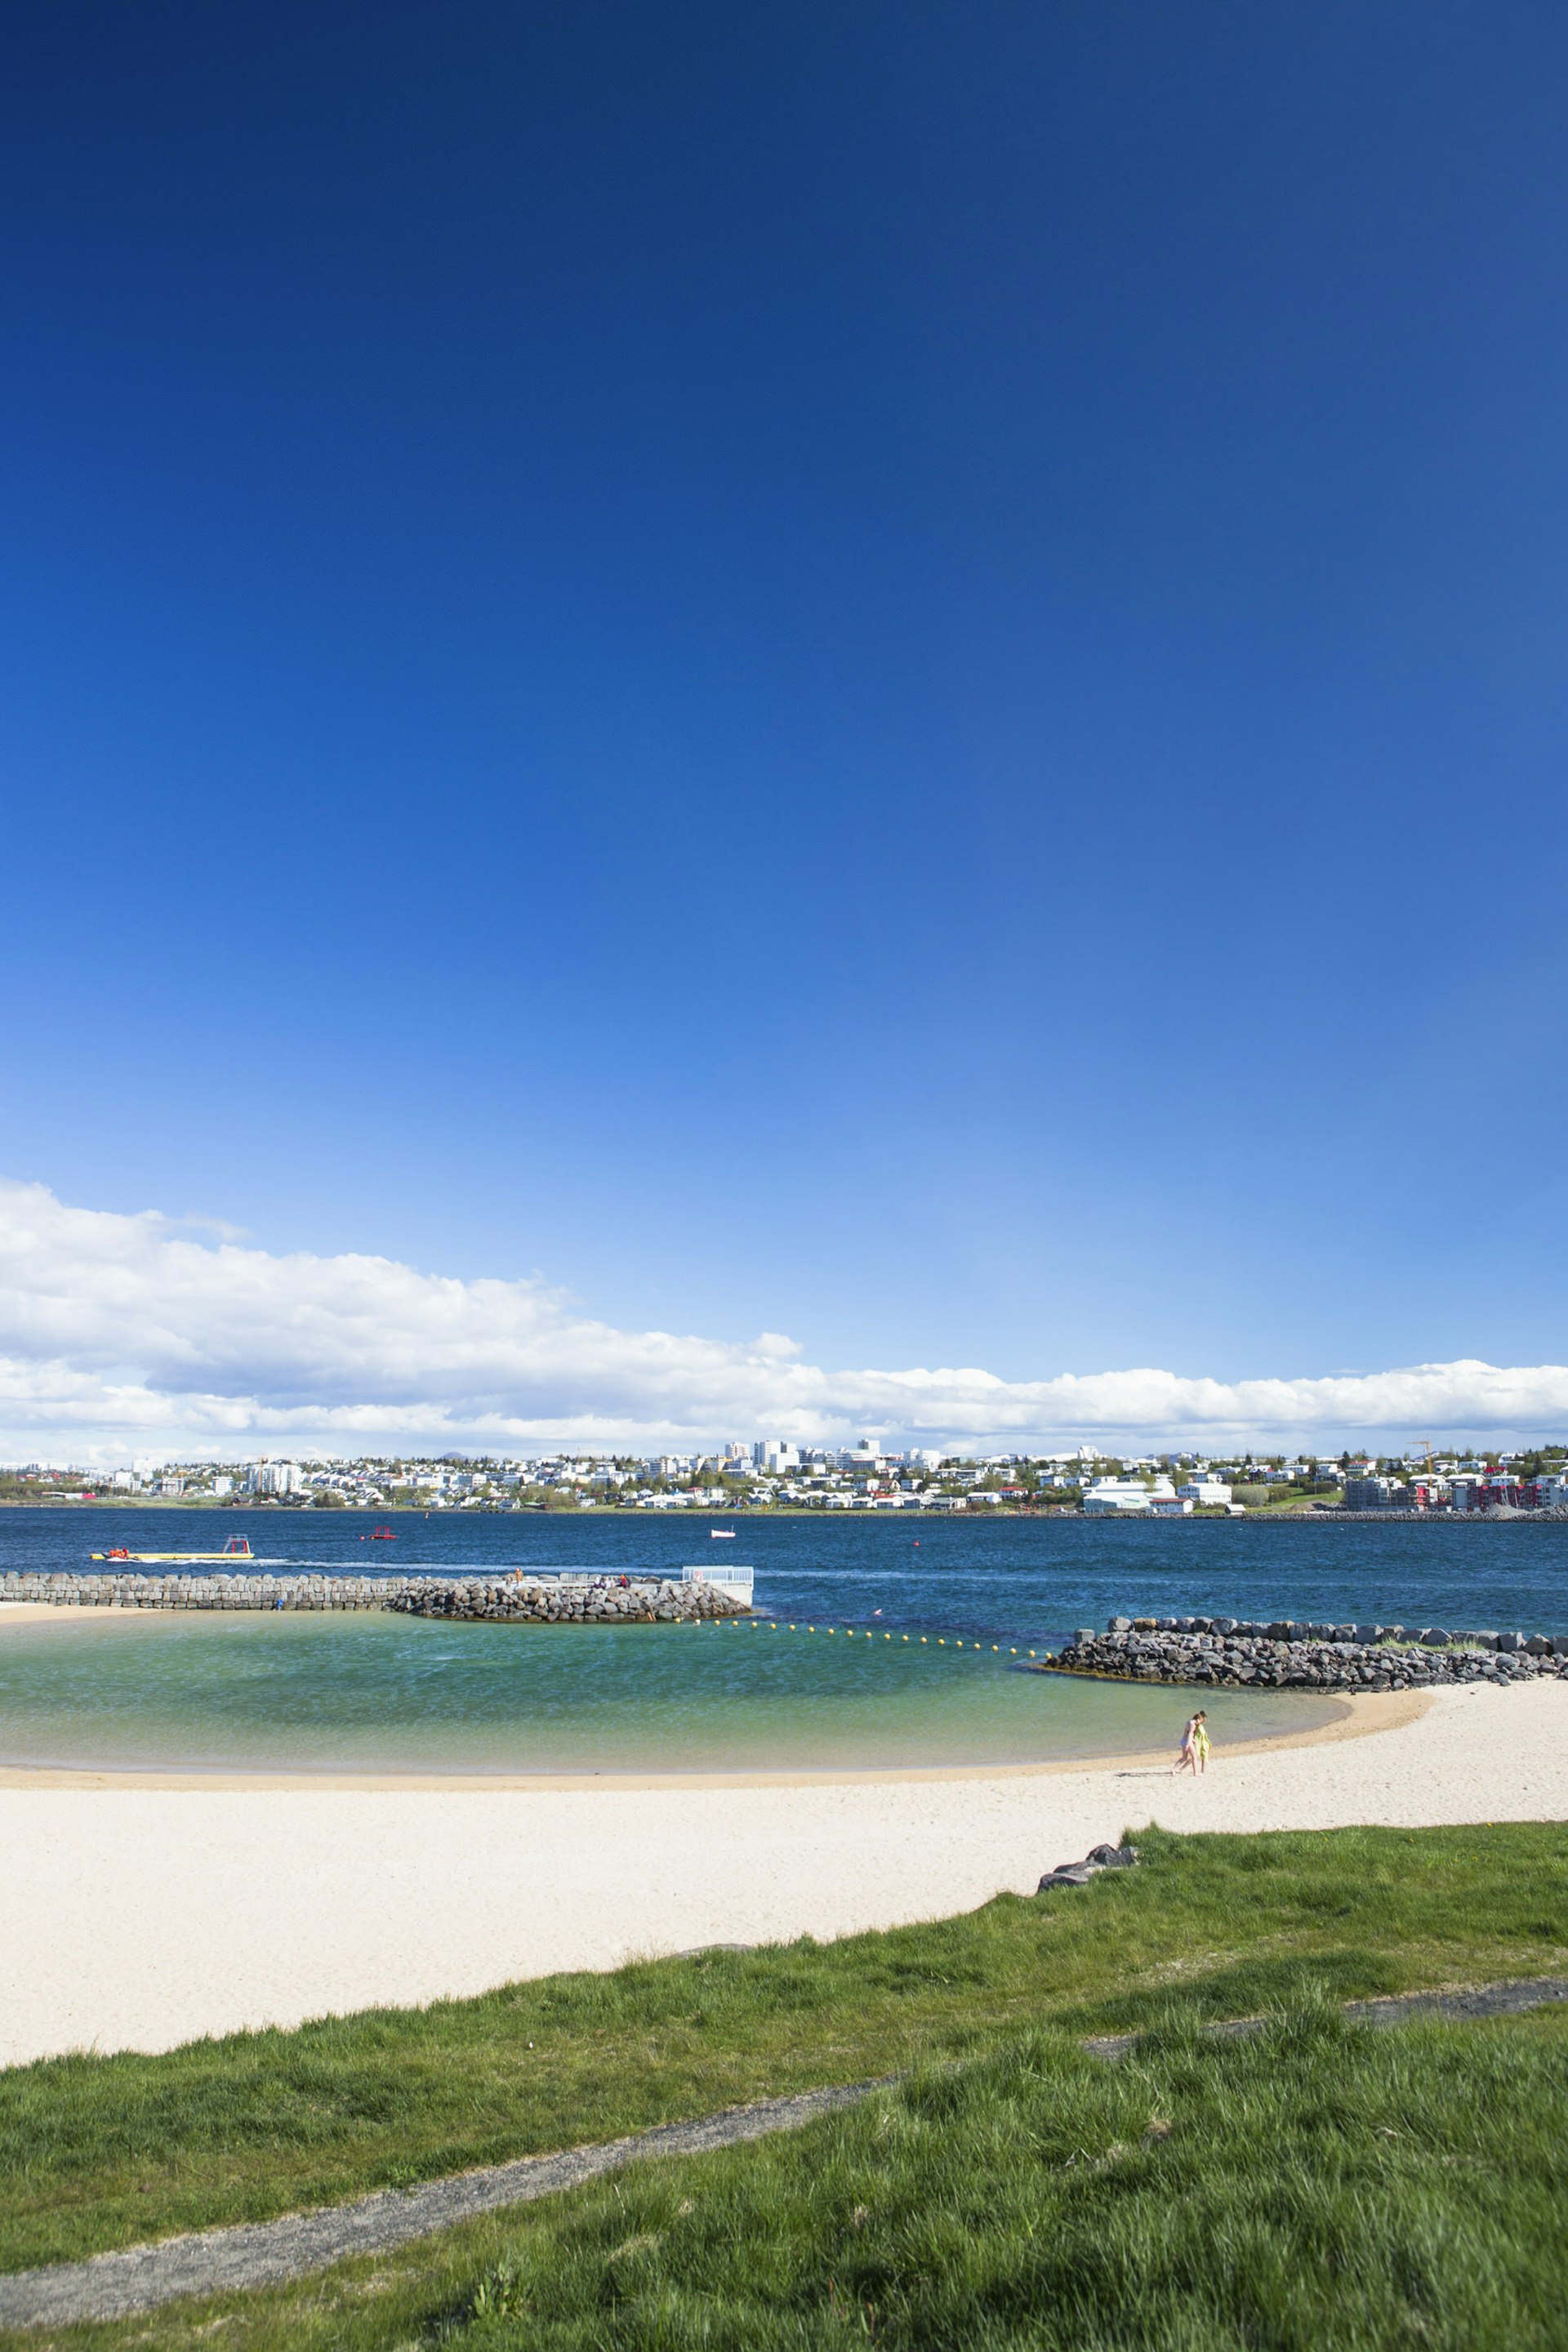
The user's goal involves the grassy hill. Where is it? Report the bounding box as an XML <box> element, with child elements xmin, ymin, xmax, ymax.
<box><xmin>2</xmin><ymin>1820</ymin><xmax>1566</xmax><ymax>2348</ymax></box>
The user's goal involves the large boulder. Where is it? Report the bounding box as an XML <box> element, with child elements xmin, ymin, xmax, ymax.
<box><xmin>1037</xmin><ymin>1843</ymin><xmax>1139</xmax><ymax>1892</ymax></box>
<box><xmin>1086</xmin><ymin>1842</ymin><xmax>1140</xmax><ymax>1869</ymax></box>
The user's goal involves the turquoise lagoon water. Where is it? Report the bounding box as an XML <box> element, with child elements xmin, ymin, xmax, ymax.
<box><xmin>0</xmin><ymin>1608</ymin><xmax>1340</xmax><ymax>1774</ymax></box>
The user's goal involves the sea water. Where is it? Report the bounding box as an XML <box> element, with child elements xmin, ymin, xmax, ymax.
<box><xmin>5</xmin><ymin>1506</ymin><xmax>1566</xmax><ymax>1635</ymax></box>
<box><xmin>0</xmin><ymin>1508</ymin><xmax>1561</xmax><ymax>1774</ymax></box>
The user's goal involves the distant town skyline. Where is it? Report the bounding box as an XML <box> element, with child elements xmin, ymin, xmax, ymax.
<box><xmin>10</xmin><ymin>1441</ymin><xmax>1564</xmax><ymax>1526</ymax></box>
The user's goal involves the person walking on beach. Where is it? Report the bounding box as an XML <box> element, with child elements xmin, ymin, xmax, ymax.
<box><xmin>1173</xmin><ymin>1708</ymin><xmax>1209</xmax><ymax>1775</ymax></box>
<box><xmin>1173</xmin><ymin>1714</ymin><xmax>1197</xmax><ymax>1775</ymax></box>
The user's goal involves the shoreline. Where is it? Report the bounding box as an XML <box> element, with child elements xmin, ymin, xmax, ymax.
<box><xmin>0</xmin><ymin>1680</ymin><xmax>1561</xmax><ymax>2068</ymax></box>
<box><xmin>3</xmin><ymin>1503</ymin><xmax>1565</xmax><ymax>1523</ymax></box>
<box><xmin>0</xmin><ymin>1689</ymin><xmax>1420</xmax><ymax>1793</ymax></box>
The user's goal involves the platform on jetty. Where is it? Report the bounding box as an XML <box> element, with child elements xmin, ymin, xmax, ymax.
<box><xmin>1050</xmin><ymin>1614</ymin><xmax>1568</xmax><ymax>1691</ymax></box>
<box><xmin>0</xmin><ymin>1571</ymin><xmax>751</xmax><ymax>1621</ymax></box>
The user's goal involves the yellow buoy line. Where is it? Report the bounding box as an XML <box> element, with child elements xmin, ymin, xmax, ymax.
<box><xmin>683</xmin><ymin>1615</ymin><xmax>1047</xmax><ymax>1661</ymax></box>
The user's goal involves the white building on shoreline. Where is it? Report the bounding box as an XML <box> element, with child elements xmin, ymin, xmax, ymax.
<box><xmin>1084</xmin><ymin>1473</ymin><xmax>1181</xmax><ymax>1517</ymax></box>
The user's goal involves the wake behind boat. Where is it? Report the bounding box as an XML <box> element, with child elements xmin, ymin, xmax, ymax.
<box><xmin>91</xmin><ymin>1535</ymin><xmax>261</xmax><ymax>1565</ymax></box>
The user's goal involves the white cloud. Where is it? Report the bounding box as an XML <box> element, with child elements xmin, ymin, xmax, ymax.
<box><xmin>0</xmin><ymin>1177</ymin><xmax>1565</xmax><ymax>1461</ymax></box>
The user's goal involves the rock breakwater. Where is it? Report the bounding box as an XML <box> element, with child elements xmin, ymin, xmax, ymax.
<box><xmin>1051</xmin><ymin>1615</ymin><xmax>1568</xmax><ymax>1691</ymax></box>
<box><xmin>4</xmin><ymin>1571</ymin><xmax>392</xmax><ymax>1610</ymax></box>
<box><xmin>386</xmin><ymin>1576</ymin><xmax>749</xmax><ymax>1623</ymax></box>
<box><xmin>0</xmin><ymin>1571</ymin><xmax>750</xmax><ymax>1621</ymax></box>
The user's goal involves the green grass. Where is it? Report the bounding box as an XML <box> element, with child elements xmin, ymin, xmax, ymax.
<box><xmin>3</xmin><ymin>1821</ymin><xmax>1567</xmax><ymax>2289</ymax></box>
<box><xmin>10</xmin><ymin>2009</ymin><xmax>1568</xmax><ymax>2351</ymax></box>
<box><xmin>425</xmin><ymin>2007</ymin><xmax>1568</xmax><ymax>2352</ymax></box>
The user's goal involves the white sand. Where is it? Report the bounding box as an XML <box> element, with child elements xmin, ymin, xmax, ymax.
<box><xmin>1</xmin><ymin>1676</ymin><xmax>1565</xmax><ymax>2069</ymax></box>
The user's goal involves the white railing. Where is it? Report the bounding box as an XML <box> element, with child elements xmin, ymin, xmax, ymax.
<box><xmin>682</xmin><ymin>1562</ymin><xmax>755</xmax><ymax>1602</ymax></box>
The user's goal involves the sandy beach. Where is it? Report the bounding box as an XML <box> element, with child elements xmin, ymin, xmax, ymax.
<box><xmin>2</xmin><ymin>1666</ymin><xmax>1566</xmax><ymax>2071</ymax></box>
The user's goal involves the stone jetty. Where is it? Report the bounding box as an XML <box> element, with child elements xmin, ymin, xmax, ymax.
<box><xmin>1049</xmin><ymin>1615</ymin><xmax>1568</xmax><ymax>1691</ymax></box>
<box><xmin>386</xmin><ymin>1576</ymin><xmax>749</xmax><ymax>1623</ymax></box>
<box><xmin>0</xmin><ymin>1571</ymin><xmax>750</xmax><ymax>1621</ymax></box>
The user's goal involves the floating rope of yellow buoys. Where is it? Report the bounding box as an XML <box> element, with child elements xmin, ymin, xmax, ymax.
<box><xmin>687</xmin><ymin>1615</ymin><xmax>1042</xmax><ymax>1663</ymax></box>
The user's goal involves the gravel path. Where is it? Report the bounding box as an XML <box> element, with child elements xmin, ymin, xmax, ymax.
<box><xmin>0</xmin><ymin>2082</ymin><xmax>884</xmax><ymax>2330</ymax></box>
<box><xmin>3</xmin><ymin>1979</ymin><xmax>1566</xmax><ymax>2330</ymax></box>
<box><xmin>1080</xmin><ymin>1971</ymin><xmax>1568</xmax><ymax>2057</ymax></box>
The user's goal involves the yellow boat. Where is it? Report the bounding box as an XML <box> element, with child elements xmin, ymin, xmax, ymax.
<box><xmin>91</xmin><ymin>1537</ymin><xmax>259</xmax><ymax>1565</ymax></box>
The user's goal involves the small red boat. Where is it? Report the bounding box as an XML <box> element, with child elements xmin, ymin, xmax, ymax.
<box><xmin>370</xmin><ymin>1526</ymin><xmax>397</xmax><ymax>1540</ymax></box>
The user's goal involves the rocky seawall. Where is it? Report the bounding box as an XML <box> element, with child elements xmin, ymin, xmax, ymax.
<box><xmin>0</xmin><ymin>1571</ymin><xmax>750</xmax><ymax>1621</ymax></box>
<box><xmin>1050</xmin><ymin>1614</ymin><xmax>1568</xmax><ymax>1691</ymax></box>
<box><xmin>385</xmin><ymin>1576</ymin><xmax>749</xmax><ymax>1623</ymax></box>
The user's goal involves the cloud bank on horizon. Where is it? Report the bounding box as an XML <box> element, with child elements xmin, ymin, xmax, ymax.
<box><xmin>0</xmin><ymin>1178</ymin><xmax>1564</xmax><ymax>1462</ymax></box>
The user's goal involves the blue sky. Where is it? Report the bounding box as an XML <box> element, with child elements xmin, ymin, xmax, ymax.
<box><xmin>2</xmin><ymin>3</ymin><xmax>1566</xmax><ymax>1453</ymax></box>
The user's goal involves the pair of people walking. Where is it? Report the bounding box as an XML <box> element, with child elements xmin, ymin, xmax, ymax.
<box><xmin>1173</xmin><ymin>1708</ymin><xmax>1209</xmax><ymax>1775</ymax></box>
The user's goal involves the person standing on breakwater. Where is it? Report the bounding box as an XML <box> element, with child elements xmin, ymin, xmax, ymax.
<box><xmin>1173</xmin><ymin>1710</ymin><xmax>1209</xmax><ymax>1776</ymax></box>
